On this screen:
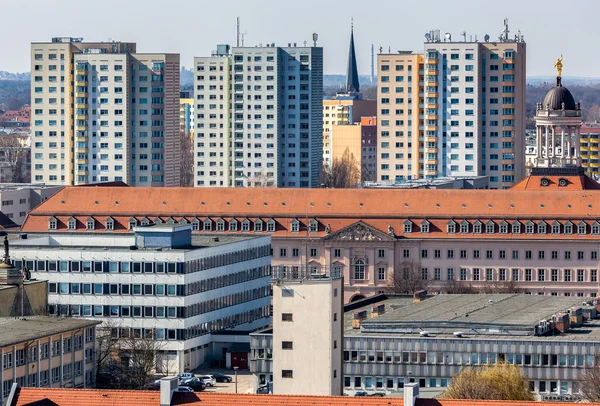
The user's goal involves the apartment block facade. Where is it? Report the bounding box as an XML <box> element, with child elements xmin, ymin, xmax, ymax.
<box><xmin>194</xmin><ymin>44</ymin><xmax>323</xmax><ymax>188</ymax></box>
<box><xmin>30</xmin><ymin>37</ymin><xmax>180</xmax><ymax>186</ymax></box>
<box><xmin>377</xmin><ymin>34</ymin><xmax>526</xmax><ymax>189</ymax></box>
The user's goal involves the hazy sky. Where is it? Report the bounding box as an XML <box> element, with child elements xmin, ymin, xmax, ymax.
<box><xmin>2</xmin><ymin>0</ymin><xmax>598</xmax><ymax>77</ymax></box>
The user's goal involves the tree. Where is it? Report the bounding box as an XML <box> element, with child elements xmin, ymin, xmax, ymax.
<box><xmin>320</xmin><ymin>147</ymin><xmax>360</xmax><ymax>188</ymax></box>
<box><xmin>587</xmin><ymin>104</ymin><xmax>600</xmax><ymax>123</ymax></box>
<box><xmin>95</xmin><ymin>322</ymin><xmax>168</xmax><ymax>390</ymax></box>
<box><xmin>442</xmin><ymin>279</ymin><xmax>522</xmax><ymax>294</ymax></box>
<box><xmin>579</xmin><ymin>354</ymin><xmax>600</xmax><ymax>401</ymax></box>
<box><xmin>442</xmin><ymin>363</ymin><xmax>534</xmax><ymax>401</ymax></box>
<box><xmin>179</xmin><ymin>131</ymin><xmax>193</xmax><ymax>187</ymax></box>
<box><xmin>0</xmin><ymin>133</ymin><xmax>29</xmax><ymax>183</ymax></box>
<box><xmin>387</xmin><ymin>261</ymin><xmax>429</xmax><ymax>294</ymax></box>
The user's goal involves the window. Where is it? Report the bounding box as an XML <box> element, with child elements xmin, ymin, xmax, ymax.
<box><xmin>378</xmin><ymin>267</ymin><xmax>386</xmax><ymax>280</ymax></box>
<box><xmin>282</xmin><ymin>313</ymin><xmax>293</xmax><ymax>321</ymax></box>
<box><xmin>282</xmin><ymin>370</ymin><xmax>293</xmax><ymax>378</ymax></box>
<box><xmin>282</xmin><ymin>341</ymin><xmax>293</xmax><ymax>350</ymax></box>
<box><xmin>354</xmin><ymin>260</ymin><xmax>365</xmax><ymax>280</ymax></box>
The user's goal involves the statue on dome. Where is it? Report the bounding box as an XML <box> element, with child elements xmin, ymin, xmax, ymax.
<box><xmin>554</xmin><ymin>54</ymin><xmax>563</xmax><ymax>78</ymax></box>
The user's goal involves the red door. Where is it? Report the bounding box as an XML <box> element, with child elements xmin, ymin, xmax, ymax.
<box><xmin>230</xmin><ymin>352</ymin><xmax>248</xmax><ymax>369</ymax></box>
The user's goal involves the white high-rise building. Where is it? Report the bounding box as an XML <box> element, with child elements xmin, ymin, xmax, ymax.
<box><xmin>194</xmin><ymin>44</ymin><xmax>323</xmax><ymax>188</ymax></box>
<box><xmin>30</xmin><ymin>38</ymin><xmax>180</xmax><ymax>186</ymax></box>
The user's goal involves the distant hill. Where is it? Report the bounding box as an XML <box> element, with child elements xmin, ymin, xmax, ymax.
<box><xmin>0</xmin><ymin>71</ymin><xmax>30</xmax><ymax>81</ymax></box>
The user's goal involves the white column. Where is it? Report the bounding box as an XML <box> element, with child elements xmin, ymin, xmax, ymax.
<box><xmin>537</xmin><ymin>126</ymin><xmax>542</xmax><ymax>158</ymax></box>
<box><xmin>575</xmin><ymin>126</ymin><xmax>581</xmax><ymax>164</ymax></box>
<box><xmin>561</xmin><ymin>127</ymin><xmax>565</xmax><ymax>158</ymax></box>
<box><xmin>551</xmin><ymin>126</ymin><xmax>556</xmax><ymax>158</ymax></box>
<box><xmin>545</xmin><ymin>125</ymin><xmax>550</xmax><ymax>163</ymax></box>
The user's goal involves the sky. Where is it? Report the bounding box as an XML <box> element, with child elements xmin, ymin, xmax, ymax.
<box><xmin>2</xmin><ymin>0</ymin><xmax>599</xmax><ymax>77</ymax></box>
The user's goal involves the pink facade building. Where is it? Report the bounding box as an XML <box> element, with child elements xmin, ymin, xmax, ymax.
<box><xmin>20</xmin><ymin>168</ymin><xmax>600</xmax><ymax>303</ymax></box>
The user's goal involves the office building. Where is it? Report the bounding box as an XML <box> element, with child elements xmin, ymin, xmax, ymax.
<box><xmin>20</xmin><ymin>175</ymin><xmax>600</xmax><ymax>304</ymax></box>
<box><xmin>30</xmin><ymin>37</ymin><xmax>180</xmax><ymax>186</ymax></box>
<box><xmin>10</xmin><ymin>224</ymin><xmax>272</xmax><ymax>373</ymax></box>
<box><xmin>581</xmin><ymin>122</ymin><xmax>600</xmax><ymax>176</ymax></box>
<box><xmin>194</xmin><ymin>43</ymin><xmax>323</xmax><ymax>188</ymax></box>
<box><xmin>252</xmin><ymin>293</ymin><xmax>600</xmax><ymax>399</ymax></box>
<box><xmin>377</xmin><ymin>22</ymin><xmax>526</xmax><ymax>189</ymax></box>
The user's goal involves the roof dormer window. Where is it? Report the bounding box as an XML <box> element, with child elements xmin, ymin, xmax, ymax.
<box><xmin>242</xmin><ymin>218</ymin><xmax>250</xmax><ymax>232</ymax></box>
<box><xmin>473</xmin><ymin>220</ymin><xmax>482</xmax><ymax>234</ymax></box>
<box><xmin>404</xmin><ymin>220</ymin><xmax>413</xmax><ymax>234</ymax></box>
<box><xmin>309</xmin><ymin>219</ymin><xmax>319</xmax><ymax>233</ymax></box>
<box><xmin>578</xmin><ymin>221</ymin><xmax>587</xmax><ymax>235</ymax></box>
<box><xmin>540</xmin><ymin>177</ymin><xmax>550</xmax><ymax>187</ymax></box>
<box><xmin>49</xmin><ymin>217</ymin><xmax>57</xmax><ymax>231</ymax></box>
<box><xmin>525</xmin><ymin>221</ymin><xmax>534</xmax><ymax>234</ymax></box>
<box><xmin>291</xmin><ymin>218</ymin><xmax>300</xmax><ymax>233</ymax></box>
<box><xmin>564</xmin><ymin>221</ymin><xmax>573</xmax><ymax>235</ymax></box>
<box><xmin>191</xmin><ymin>218</ymin><xmax>200</xmax><ymax>231</ymax></box>
<box><xmin>447</xmin><ymin>220</ymin><xmax>456</xmax><ymax>234</ymax></box>
<box><xmin>216</xmin><ymin>218</ymin><xmax>225</xmax><ymax>232</ymax></box>
<box><xmin>67</xmin><ymin>217</ymin><xmax>76</xmax><ymax>230</ymax></box>
<box><xmin>538</xmin><ymin>221</ymin><xmax>547</xmax><ymax>235</ymax></box>
<box><xmin>267</xmin><ymin>218</ymin><xmax>276</xmax><ymax>232</ymax></box>
<box><xmin>420</xmin><ymin>220</ymin><xmax>430</xmax><ymax>234</ymax></box>
<box><xmin>86</xmin><ymin>217</ymin><xmax>95</xmax><ymax>231</ymax></box>
<box><xmin>511</xmin><ymin>221</ymin><xmax>521</xmax><ymax>234</ymax></box>
<box><xmin>499</xmin><ymin>221</ymin><xmax>508</xmax><ymax>234</ymax></box>
<box><xmin>203</xmin><ymin>218</ymin><xmax>212</xmax><ymax>232</ymax></box>
<box><xmin>106</xmin><ymin>217</ymin><xmax>114</xmax><ymax>231</ymax></box>
<box><xmin>229</xmin><ymin>219</ymin><xmax>238</xmax><ymax>232</ymax></box>
<box><xmin>128</xmin><ymin>217</ymin><xmax>137</xmax><ymax>231</ymax></box>
<box><xmin>486</xmin><ymin>221</ymin><xmax>495</xmax><ymax>234</ymax></box>
<box><xmin>460</xmin><ymin>220</ymin><xmax>469</xmax><ymax>234</ymax></box>
<box><xmin>254</xmin><ymin>218</ymin><xmax>263</xmax><ymax>232</ymax></box>
<box><xmin>558</xmin><ymin>178</ymin><xmax>568</xmax><ymax>187</ymax></box>
<box><xmin>551</xmin><ymin>221</ymin><xmax>561</xmax><ymax>235</ymax></box>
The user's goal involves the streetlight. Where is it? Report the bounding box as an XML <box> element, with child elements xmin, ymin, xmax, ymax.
<box><xmin>233</xmin><ymin>366</ymin><xmax>239</xmax><ymax>393</ymax></box>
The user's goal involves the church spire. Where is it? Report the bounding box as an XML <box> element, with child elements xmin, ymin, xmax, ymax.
<box><xmin>346</xmin><ymin>20</ymin><xmax>360</xmax><ymax>93</ymax></box>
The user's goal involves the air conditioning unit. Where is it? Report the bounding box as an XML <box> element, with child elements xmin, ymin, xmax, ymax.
<box><xmin>420</xmin><ymin>331</ymin><xmax>430</xmax><ymax>337</ymax></box>
<box><xmin>453</xmin><ymin>331</ymin><xmax>464</xmax><ymax>337</ymax></box>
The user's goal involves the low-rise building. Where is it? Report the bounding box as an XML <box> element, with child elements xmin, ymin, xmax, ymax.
<box><xmin>0</xmin><ymin>184</ymin><xmax>61</xmax><ymax>225</ymax></box>
<box><xmin>0</xmin><ymin>316</ymin><xmax>101</xmax><ymax>403</ymax></box>
<box><xmin>9</xmin><ymin>224</ymin><xmax>272</xmax><ymax>373</ymax></box>
<box><xmin>252</xmin><ymin>293</ymin><xmax>600</xmax><ymax>399</ymax></box>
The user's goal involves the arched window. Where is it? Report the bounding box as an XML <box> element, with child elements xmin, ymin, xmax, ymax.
<box><xmin>354</xmin><ymin>260</ymin><xmax>365</xmax><ymax>280</ymax></box>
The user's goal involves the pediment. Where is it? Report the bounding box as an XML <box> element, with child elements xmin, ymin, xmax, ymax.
<box><xmin>323</xmin><ymin>221</ymin><xmax>395</xmax><ymax>242</ymax></box>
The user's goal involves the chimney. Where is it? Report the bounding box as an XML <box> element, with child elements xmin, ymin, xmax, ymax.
<box><xmin>160</xmin><ymin>376</ymin><xmax>178</xmax><ymax>406</ymax></box>
<box><xmin>404</xmin><ymin>382</ymin><xmax>419</xmax><ymax>406</ymax></box>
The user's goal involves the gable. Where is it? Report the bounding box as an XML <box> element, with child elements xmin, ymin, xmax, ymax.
<box><xmin>323</xmin><ymin>221</ymin><xmax>395</xmax><ymax>242</ymax></box>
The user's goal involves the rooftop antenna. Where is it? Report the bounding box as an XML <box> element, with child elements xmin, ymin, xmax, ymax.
<box><xmin>370</xmin><ymin>44</ymin><xmax>375</xmax><ymax>83</ymax></box>
<box><xmin>303</xmin><ymin>40</ymin><xmax>307</xmax><ymax>47</ymax></box>
<box><xmin>425</xmin><ymin>32</ymin><xmax>431</xmax><ymax>42</ymax></box>
<box><xmin>312</xmin><ymin>32</ymin><xmax>318</xmax><ymax>47</ymax></box>
<box><xmin>503</xmin><ymin>18</ymin><xmax>510</xmax><ymax>41</ymax></box>
<box><xmin>236</xmin><ymin>17</ymin><xmax>240</xmax><ymax>47</ymax></box>
<box><xmin>461</xmin><ymin>31</ymin><xmax>467</xmax><ymax>42</ymax></box>
<box><xmin>484</xmin><ymin>34</ymin><xmax>490</xmax><ymax>42</ymax></box>
<box><xmin>240</xmin><ymin>30</ymin><xmax>248</xmax><ymax>47</ymax></box>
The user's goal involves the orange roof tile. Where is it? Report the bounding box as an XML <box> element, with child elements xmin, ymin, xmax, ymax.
<box><xmin>13</xmin><ymin>388</ymin><xmax>600</xmax><ymax>406</ymax></box>
<box><xmin>13</xmin><ymin>387</ymin><xmax>160</xmax><ymax>405</ymax></box>
<box><xmin>511</xmin><ymin>175</ymin><xmax>600</xmax><ymax>191</ymax></box>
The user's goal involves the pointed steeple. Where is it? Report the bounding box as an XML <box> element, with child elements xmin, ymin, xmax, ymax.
<box><xmin>346</xmin><ymin>20</ymin><xmax>360</xmax><ymax>93</ymax></box>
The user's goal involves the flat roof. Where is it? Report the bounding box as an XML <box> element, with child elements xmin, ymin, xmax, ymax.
<box><xmin>0</xmin><ymin>316</ymin><xmax>100</xmax><ymax>348</ymax></box>
<box><xmin>345</xmin><ymin>294</ymin><xmax>600</xmax><ymax>341</ymax></box>
<box><xmin>9</xmin><ymin>233</ymin><xmax>263</xmax><ymax>252</ymax></box>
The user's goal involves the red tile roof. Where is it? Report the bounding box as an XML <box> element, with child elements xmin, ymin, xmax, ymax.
<box><xmin>20</xmin><ymin>184</ymin><xmax>600</xmax><ymax>241</ymax></box>
<box><xmin>13</xmin><ymin>387</ymin><xmax>160</xmax><ymax>405</ymax></box>
<box><xmin>511</xmin><ymin>175</ymin><xmax>600</xmax><ymax>191</ymax></box>
<box><xmin>12</xmin><ymin>388</ymin><xmax>600</xmax><ymax>406</ymax></box>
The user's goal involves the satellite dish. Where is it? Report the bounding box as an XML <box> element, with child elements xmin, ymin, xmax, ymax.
<box><xmin>444</xmin><ymin>32</ymin><xmax>451</xmax><ymax>41</ymax></box>
<box><xmin>425</xmin><ymin>33</ymin><xmax>431</xmax><ymax>41</ymax></box>
<box><xmin>484</xmin><ymin>34</ymin><xmax>490</xmax><ymax>42</ymax></box>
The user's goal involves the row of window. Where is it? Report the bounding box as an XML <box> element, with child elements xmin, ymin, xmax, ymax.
<box><xmin>420</xmin><ymin>248</ymin><xmax>598</xmax><ymax>261</ymax></box>
<box><xmin>1</xmin><ymin>361</ymin><xmax>85</xmax><ymax>397</ymax></box>
<box><xmin>18</xmin><ymin>246</ymin><xmax>269</xmax><ymax>276</ymax></box>
<box><xmin>343</xmin><ymin>350</ymin><xmax>595</xmax><ymax>368</ymax></box>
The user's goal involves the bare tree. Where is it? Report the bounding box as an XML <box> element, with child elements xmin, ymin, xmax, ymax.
<box><xmin>247</xmin><ymin>171</ymin><xmax>275</xmax><ymax>188</ymax></box>
<box><xmin>579</xmin><ymin>354</ymin><xmax>600</xmax><ymax>401</ymax></box>
<box><xmin>442</xmin><ymin>363</ymin><xmax>534</xmax><ymax>401</ymax></box>
<box><xmin>115</xmin><ymin>332</ymin><xmax>166</xmax><ymax>390</ymax></box>
<box><xmin>179</xmin><ymin>130</ymin><xmax>193</xmax><ymax>187</ymax></box>
<box><xmin>387</xmin><ymin>261</ymin><xmax>429</xmax><ymax>294</ymax></box>
<box><xmin>0</xmin><ymin>133</ymin><xmax>29</xmax><ymax>183</ymax></box>
<box><xmin>320</xmin><ymin>147</ymin><xmax>360</xmax><ymax>188</ymax></box>
<box><xmin>442</xmin><ymin>278</ymin><xmax>477</xmax><ymax>294</ymax></box>
<box><xmin>95</xmin><ymin>321</ymin><xmax>120</xmax><ymax>380</ymax></box>
<box><xmin>586</xmin><ymin>104</ymin><xmax>600</xmax><ymax>123</ymax></box>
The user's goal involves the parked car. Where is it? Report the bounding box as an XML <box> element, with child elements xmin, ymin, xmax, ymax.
<box><xmin>256</xmin><ymin>385</ymin><xmax>270</xmax><ymax>394</ymax></box>
<box><xmin>369</xmin><ymin>392</ymin><xmax>385</xmax><ymax>397</ymax></box>
<box><xmin>213</xmin><ymin>373</ymin><xmax>233</xmax><ymax>383</ymax></box>
<box><xmin>182</xmin><ymin>378</ymin><xmax>206</xmax><ymax>392</ymax></box>
<box><xmin>354</xmin><ymin>391</ymin><xmax>368</xmax><ymax>396</ymax></box>
<box><xmin>178</xmin><ymin>373</ymin><xmax>194</xmax><ymax>384</ymax></box>
<box><xmin>176</xmin><ymin>386</ymin><xmax>194</xmax><ymax>392</ymax></box>
<box><xmin>198</xmin><ymin>375</ymin><xmax>216</xmax><ymax>387</ymax></box>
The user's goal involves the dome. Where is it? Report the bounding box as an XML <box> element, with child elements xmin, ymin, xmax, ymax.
<box><xmin>542</xmin><ymin>83</ymin><xmax>577</xmax><ymax>111</ymax></box>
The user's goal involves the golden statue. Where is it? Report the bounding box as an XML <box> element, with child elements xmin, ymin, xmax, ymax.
<box><xmin>554</xmin><ymin>54</ymin><xmax>563</xmax><ymax>77</ymax></box>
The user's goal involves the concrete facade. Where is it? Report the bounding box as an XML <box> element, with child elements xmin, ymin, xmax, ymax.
<box><xmin>9</xmin><ymin>229</ymin><xmax>272</xmax><ymax>373</ymax></box>
<box><xmin>194</xmin><ymin>44</ymin><xmax>323</xmax><ymax>188</ymax></box>
<box><xmin>0</xmin><ymin>317</ymin><xmax>100</xmax><ymax>404</ymax></box>
<box><xmin>0</xmin><ymin>184</ymin><xmax>61</xmax><ymax>225</ymax></box>
<box><xmin>30</xmin><ymin>38</ymin><xmax>180</xmax><ymax>186</ymax></box>
<box><xmin>377</xmin><ymin>28</ymin><xmax>526</xmax><ymax>189</ymax></box>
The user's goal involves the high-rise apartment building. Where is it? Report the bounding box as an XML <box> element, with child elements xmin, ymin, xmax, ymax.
<box><xmin>30</xmin><ymin>37</ymin><xmax>180</xmax><ymax>186</ymax></box>
<box><xmin>194</xmin><ymin>44</ymin><xmax>323</xmax><ymax>188</ymax></box>
<box><xmin>377</xmin><ymin>23</ymin><xmax>526</xmax><ymax>189</ymax></box>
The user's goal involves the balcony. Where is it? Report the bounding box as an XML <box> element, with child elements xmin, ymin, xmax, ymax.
<box><xmin>271</xmin><ymin>265</ymin><xmax>341</xmax><ymax>283</ymax></box>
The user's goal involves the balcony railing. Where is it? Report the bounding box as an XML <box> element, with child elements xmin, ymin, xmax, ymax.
<box><xmin>271</xmin><ymin>265</ymin><xmax>342</xmax><ymax>282</ymax></box>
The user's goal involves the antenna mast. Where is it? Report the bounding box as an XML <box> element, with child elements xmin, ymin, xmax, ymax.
<box><xmin>236</xmin><ymin>17</ymin><xmax>240</xmax><ymax>47</ymax></box>
<box><xmin>371</xmin><ymin>44</ymin><xmax>375</xmax><ymax>83</ymax></box>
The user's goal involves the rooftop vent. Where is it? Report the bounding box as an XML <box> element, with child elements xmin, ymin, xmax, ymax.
<box><xmin>419</xmin><ymin>331</ymin><xmax>430</xmax><ymax>337</ymax></box>
<box><xmin>453</xmin><ymin>331</ymin><xmax>464</xmax><ymax>337</ymax></box>
<box><xmin>61</xmin><ymin>201</ymin><xmax>65</xmax><ymax>205</ymax></box>
<box><xmin>226</xmin><ymin>202</ymin><xmax>230</xmax><ymax>206</ymax></box>
<box><xmin>162</xmin><ymin>201</ymin><xmax>167</xmax><ymax>205</ymax></box>
<box><xmin>115</xmin><ymin>201</ymin><xmax>119</xmax><ymax>205</ymax></box>
<box><xmin>488</xmin><ymin>204</ymin><xmax>492</xmax><ymax>208</ymax></box>
<box><xmin>211</xmin><ymin>237</ymin><xmax>220</xmax><ymax>242</ymax></box>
